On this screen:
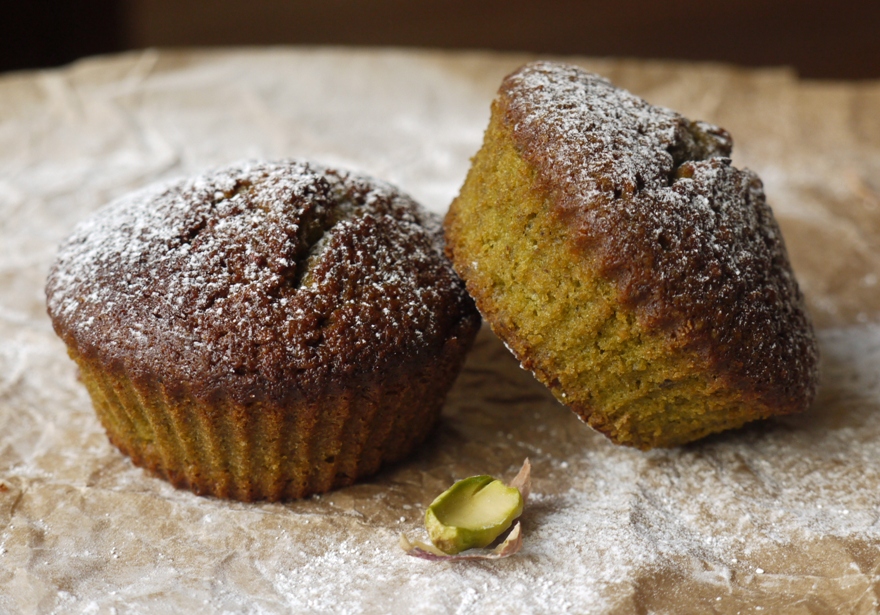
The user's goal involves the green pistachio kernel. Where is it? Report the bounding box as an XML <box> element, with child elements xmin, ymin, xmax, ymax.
<box><xmin>425</xmin><ymin>475</ymin><xmax>524</xmax><ymax>555</ymax></box>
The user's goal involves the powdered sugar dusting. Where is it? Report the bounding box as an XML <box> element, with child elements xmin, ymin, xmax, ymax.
<box><xmin>45</xmin><ymin>160</ymin><xmax>471</xmax><ymax>403</ymax></box>
<box><xmin>504</xmin><ymin>63</ymin><xmax>733</xmax><ymax>209</ymax></box>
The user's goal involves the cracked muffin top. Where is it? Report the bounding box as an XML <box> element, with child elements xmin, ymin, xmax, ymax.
<box><xmin>46</xmin><ymin>160</ymin><xmax>479</xmax><ymax>406</ymax></box>
<box><xmin>497</xmin><ymin>62</ymin><xmax>818</xmax><ymax>413</ymax></box>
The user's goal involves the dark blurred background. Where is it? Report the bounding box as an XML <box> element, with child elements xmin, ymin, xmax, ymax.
<box><xmin>3</xmin><ymin>0</ymin><xmax>878</xmax><ymax>79</ymax></box>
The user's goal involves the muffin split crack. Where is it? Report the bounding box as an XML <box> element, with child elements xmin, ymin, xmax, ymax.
<box><xmin>444</xmin><ymin>61</ymin><xmax>819</xmax><ymax>449</ymax></box>
<box><xmin>46</xmin><ymin>160</ymin><xmax>480</xmax><ymax>501</ymax></box>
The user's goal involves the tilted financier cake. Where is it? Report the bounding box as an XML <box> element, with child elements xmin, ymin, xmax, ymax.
<box><xmin>445</xmin><ymin>61</ymin><xmax>819</xmax><ymax>449</ymax></box>
<box><xmin>47</xmin><ymin>160</ymin><xmax>480</xmax><ymax>501</ymax></box>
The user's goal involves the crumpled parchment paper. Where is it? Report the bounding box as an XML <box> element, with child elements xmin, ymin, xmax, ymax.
<box><xmin>1</xmin><ymin>47</ymin><xmax>879</xmax><ymax>614</ymax></box>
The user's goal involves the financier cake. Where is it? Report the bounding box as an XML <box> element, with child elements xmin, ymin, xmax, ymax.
<box><xmin>444</xmin><ymin>62</ymin><xmax>819</xmax><ymax>449</ymax></box>
<box><xmin>47</xmin><ymin>160</ymin><xmax>480</xmax><ymax>501</ymax></box>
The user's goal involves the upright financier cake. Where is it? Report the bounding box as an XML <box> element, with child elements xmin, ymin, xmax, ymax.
<box><xmin>47</xmin><ymin>160</ymin><xmax>480</xmax><ymax>501</ymax></box>
<box><xmin>445</xmin><ymin>62</ymin><xmax>819</xmax><ymax>449</ymax></box>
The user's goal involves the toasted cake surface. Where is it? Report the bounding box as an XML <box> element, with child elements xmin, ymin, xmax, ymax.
<box><xmin>47</xmin><ymin>160</ymin><xmax>477</xmax><ymax>405</ymax></box>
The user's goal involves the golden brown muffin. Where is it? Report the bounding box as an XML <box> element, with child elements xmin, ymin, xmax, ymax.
<box><xmin>47</xmin><ymin>160</ymin><xmax>480</xmax><ymax>501</ymax></box>
<box><xmin>445</xmin><ymin>62</ymin><xmax>819</xmax><ymax>449</ymax></box>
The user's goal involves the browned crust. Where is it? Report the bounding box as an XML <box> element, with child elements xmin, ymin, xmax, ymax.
<box><xmin>492</xmin><ymin>62</ymin><xmax>818</xmax><ymax>417</ymax></box>
<box><xmin>47</xmin><ymin>161</ymin><xmax>480</xmax><ymax>408</ymax></box>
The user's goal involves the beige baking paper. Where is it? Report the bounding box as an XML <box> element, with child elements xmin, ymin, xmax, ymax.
<box><xmin>1</xmin><ymin>48</ymin><xmax>879</xmax><ymax>614</ymax></box>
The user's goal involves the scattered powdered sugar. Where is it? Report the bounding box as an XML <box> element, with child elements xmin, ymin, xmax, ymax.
<box><xmin>45</xmin><ymin>160</ymin><xmax>471</xmax><ymax>403</ymax></box>
<box><xmin>3</xmin><ymin>321</ymin><xmax>880</xmax><ymax>613</ymax></box>
<box><xmin>4</xmin><ymin>49</ymin><xmax>880</xmax><ymax>614</ymax></box>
